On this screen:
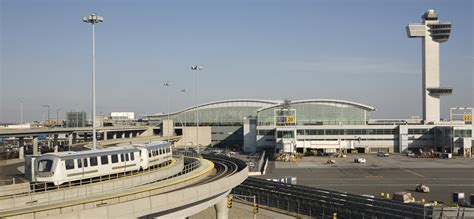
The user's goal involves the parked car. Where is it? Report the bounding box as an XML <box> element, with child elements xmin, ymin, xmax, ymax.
<box><xmin>415</xmin><ymin>184</ymin><xmax>430</xmax><ymax>193</ymax></box>
<box><xmin>377</xmin><ymin>152</ymin><xmax>390</xmax><ymax>157</ymax></box>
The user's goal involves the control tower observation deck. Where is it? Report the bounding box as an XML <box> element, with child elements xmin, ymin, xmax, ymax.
<box><xmin>406</xmin><ymin>9</ymin><xmax>452</xmax><ymax>124</ymax></box>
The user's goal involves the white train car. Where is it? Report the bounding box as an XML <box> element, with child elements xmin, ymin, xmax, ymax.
<box><xmin>134</xmin><ymin>141</ymin><xmax>172</xmax><ymax>170</ymax></box>
<box><xmin>34</xmin><ymin>141</ymin><xmax>173</xmax><ymax>186</ymax></box>
<box><xmin>35</xmin><ymin>146</ymin><xmax>141</xmax><ymax>185</ymax></box>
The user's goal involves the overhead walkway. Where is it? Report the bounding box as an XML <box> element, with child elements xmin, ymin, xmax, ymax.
<box><xmin>0</xmin><ymin>154</ymin><xmax>248</xmax><ymax>219</ymax></box>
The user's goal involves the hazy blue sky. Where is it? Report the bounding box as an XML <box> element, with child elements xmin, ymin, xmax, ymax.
<box><xmin>1</xmin><ymin>0</ymin><xmax>473</xmax><ymax>123</ymax></box>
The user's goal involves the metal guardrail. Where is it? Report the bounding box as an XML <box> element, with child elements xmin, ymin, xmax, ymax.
<box><xmin>172</xmin><ymin>149</ymin><xmax>203</xmax><ymax>159</ymax></box>
<box><xmin>0</xmin><ymin>180</ymin><xmax>15</xmax><ymax>186</ymax></box>
<box><xmin>233</xmin><ymin>177</ymin><xmax>440</xmax><ymax>219</ymax></box>
<box><xmin>0</xmin><ymin>156</ymin><xmax>204</xmax><ymax>210</ymax></box>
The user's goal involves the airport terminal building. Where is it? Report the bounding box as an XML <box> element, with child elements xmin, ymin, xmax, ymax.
<box><xmin>147</xmin><ymin>10</ymin><xmax>473</xmax><ymax>156</ymax></box>
<box><xmin>146</xmin><ymin>98</ymin><xmax>472</xmax><ymax>156</ymax></box>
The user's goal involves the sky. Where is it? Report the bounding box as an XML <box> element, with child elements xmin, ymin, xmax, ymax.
<box><xmin>1</xmin><ymin>0</ymin><xmax>473</xmax><ymax>123</ymax></box>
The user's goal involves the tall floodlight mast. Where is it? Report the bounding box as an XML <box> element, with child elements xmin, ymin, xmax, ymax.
<box><xmin>83</xmin><ymin>13</ymin><xmax>103</xmax><ymax>150</ymax></box>
<box><xmin>406</xmin><ymin>9</ymin><xmax>452</xmax><ymax>124</ymax></box>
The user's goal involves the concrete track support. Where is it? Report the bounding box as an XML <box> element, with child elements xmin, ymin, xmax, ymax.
<box><xmin>53</xmin><ymin>134</ymin><xmax>58</xmax><ymax>152</ymax></box>
<box><xmin>33</xmin><ymin>136</ymin><xmax>38</xmax><ymax>156</ymax></box>
<box><xmin>18</xmin><ymin>137</ymin><xmax>25</xmax><ymax>159</ymax></box>
<box><xmin>214</xmin><ymin>197</ymin><xmax>228</xmax><ymax>219</ymax></box>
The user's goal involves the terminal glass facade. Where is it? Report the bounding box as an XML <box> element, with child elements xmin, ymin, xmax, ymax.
<box><xmin>149</xmin><ymin>100</ymin><xmax>278</xmax><ymax>126</ymax></box>
<box><xmin>257</xmin><ymin>101</ymin><xmax>373</xmax><ymax>126</ymax></box>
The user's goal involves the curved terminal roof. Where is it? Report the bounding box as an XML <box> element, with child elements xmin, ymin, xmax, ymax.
<box><xmin>256</xmin><ymin>99</ymin><xmax>376</xmax><ymax>112</ymax></box>
<box><xmin>150</xmin><ymin>99</ymin><xmax>280</xmax><ymax>118</ymax></box>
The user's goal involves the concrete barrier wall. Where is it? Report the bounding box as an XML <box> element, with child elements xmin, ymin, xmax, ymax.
<box><xmin>0</xmin><ymin>158</ymin><xmax>185</xmax><ymax>211</ymax></box>
<box><xmin>1</xmin><ymin>159</ymin><xmax>249</xmax><ymax>219</ymax></box>
<box><xmin>0</xmin><ymin>183</ymin><xmax>30</xmax><ymax>197</ymax></box>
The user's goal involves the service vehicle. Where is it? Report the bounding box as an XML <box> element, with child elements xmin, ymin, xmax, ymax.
<box><xmin>377</xmin><ymin>152</ymin><xmax>390</xmax><ymax>157</ymax></box>
<box><xmin>415</xmin><ymin>184</ymin><xmax>430</xmax><ymax>193</ymax></box>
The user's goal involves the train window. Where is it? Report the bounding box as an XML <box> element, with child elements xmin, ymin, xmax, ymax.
<box><xmin>90</xmin><ymin>157</ymin><xmax>98</xmax><ymax>166</ymax></box>
<box><xmin>125</xmin><ymin>153</ymin><xmax>129</xmax><ymax>161</ymax></box>
<box><xmin>83</xmin><ymin>158</ymin><xmax>88</xmax><ymax>167</ymax></box>
<box><xmin>101</xmin><ymin>156</ymin><xmax>109</xmax><ymax>165</ymax></box>
<box><xmin>130</xmin><ymin>153</ymin><xmax>135</xmax><ymax>160</ymax></box>
<box><xmin>111</xmin><ymin>154</ymin><xmax>118</xmax><ymax>163</ymax></box>
<box><xmin>120</xmin><ymin>154</ymin><xmax>125</xmax><ymax>162</ymax></box>
<box><xmin>38</xmin><ymin>160</ymin><xmax>53</xmax><ymax>172</ymax></box>
<box><xmin>65</xmin><ymin>159</ymin><xmax>75</xmax><ymax>170</ymax></box>
<box><xmin>77</xmin><ymin>159</ymin><xmax>82</xmax><ymax>168</ymax></box>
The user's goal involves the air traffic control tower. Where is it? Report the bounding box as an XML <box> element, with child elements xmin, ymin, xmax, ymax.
<box><xmin>406</xmin><ymin>9</ymin><xmax>452</xmax><ymax>124</ymax></box>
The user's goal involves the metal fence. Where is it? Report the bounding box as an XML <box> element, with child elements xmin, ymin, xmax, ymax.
<box><xmin>233</xmin><ymin>178</ymin><xmax>440</xmax><ymax>219</ymax></box>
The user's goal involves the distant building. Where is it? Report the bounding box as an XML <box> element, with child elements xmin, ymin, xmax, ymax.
<box><xmin>66</xmin><ymin>111</ymin><xmax>87</xmax><ymax>127</ymax></box>
<box><xmin>111</xmin><ymin>112</ymin><xmax>135</xmax><ymax>120</ymax></box>
<box><xmin>111</xmin><ymin>112</ymin><xmax>135</xmax><ymax>126</ymax></box>
<box><xmin>0</xmin><ymin>123</ymin><xmax>32</xmax><ymax>129</ymax></box>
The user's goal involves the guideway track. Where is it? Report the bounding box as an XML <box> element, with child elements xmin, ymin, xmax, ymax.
<box><xmin>0</xmin><ymin>154</ymin><xmax>249</xmax><ymax>219</ymax></box>
<box><xmin>0</xmin><ymin>157</ymin><xmax>179</xmax><ymax>199</ymax></box>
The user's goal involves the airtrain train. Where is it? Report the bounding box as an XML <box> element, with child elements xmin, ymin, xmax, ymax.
<box><xmin>30</xmin><ymin>141</ymin><xmax>172</xmax><ymax>186</ymax></box>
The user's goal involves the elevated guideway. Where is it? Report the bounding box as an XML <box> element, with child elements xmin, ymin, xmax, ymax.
<box><xmin>0</xmin><ymin>127</ymin><xmax>149</xmax><ymax>138</ymax></box>
<box><xmin>0</xmin><ymin>154</ymin><xmax>248</xmax><ymax>219</ymax></box>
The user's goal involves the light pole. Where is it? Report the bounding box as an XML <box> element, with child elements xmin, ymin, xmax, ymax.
<box><xmin>191</xmin><ymin>65</ymin><xmax>203</xmax><ymax>152</ymax></box>
<box><xmin>181</xmin><ymin>89</ymin><xmax>188</xmax><ymax>150</ymax></box>
<box><xmin>56</xmin><ymin>108</ymin><xmax>61</xmax><ymax>127</ymax></box>
<box><xmin>83</xmin><ymin>13</ymin><xmax>103</xmax><ymax>150</ymax></box>
<box><xmin>20</xmin><ymin>99</ymin><xmax>23</xmax><ymax>124</ymax></box>
<box><xmin>163</xmin><ymin>81</ymin><xmax>171</xmax><ymax>139</ymax></box>
<box><xmin>42</xmin><ymin>104</ymin><xmax>50</xmax><ymax>127</ymax></box>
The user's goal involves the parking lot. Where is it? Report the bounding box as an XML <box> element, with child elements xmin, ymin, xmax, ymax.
<box><xmin>257</xmin><ymin>154</ymin><xmax>474</xmax><ymax>202</ymax></box>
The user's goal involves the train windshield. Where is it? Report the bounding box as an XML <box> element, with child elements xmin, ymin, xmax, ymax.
<box><xmin>37</xmin><ymin>160</ymin><xmax>53</xmax><ymax>172</ymax></box>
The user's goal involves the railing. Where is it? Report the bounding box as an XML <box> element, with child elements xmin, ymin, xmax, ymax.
<box><xmin>234</xmin><ymin>178</ymin><xmax>437</xmax><ymax>219</ymax></box>
<box><xmin>173</xmin><ymin>149</ymin><xmax>202</xmax><ymax>159</ymax></box>
<box><xmin>0</xmin><ymin>179</ymin><xmax>15</xmax><ymax>186</ymax></box>
<box><xmin>1</xmin><ymin>156</ymin><xmax>205</xmax><ymax>210</ymax></box>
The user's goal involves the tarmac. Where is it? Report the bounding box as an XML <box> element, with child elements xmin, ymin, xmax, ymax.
<box><xmin>257</xmin><ymin>154</ymin><xmax>474</xmax><ymax>203</ymax></box>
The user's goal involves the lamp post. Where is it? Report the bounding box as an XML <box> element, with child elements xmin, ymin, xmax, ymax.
<box><xmin>191</xmin><ymin>65</ymin><xmax>203</xmax><ymax>153</ymax></box>
<box><xmin>20</xmin><ymin>99</ymin><xmax>23</xmax><ymax>124</ymax></box>
<box><xmin>83</xmin><ymin>13</ymin><xmax>103</xmax><ymax>150</ymax></box>
<box><xmin>42</xmin><ymin>104</ymin><xmax>50</xmax><ymax>127</ymax></box>
<box><xmin>181</xmin><ymin>89</ymin><xmax>188</xmax><ymax>150</ymax></box>
<box><xmin>56</xmin><ymin>108</ymin><xmax>61</xmax><ymax>127</ymax></box>
<box><xmin>163</xmin><ymin>81</ymin><xmax>171</xmax><ymax>139</ymax></box>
